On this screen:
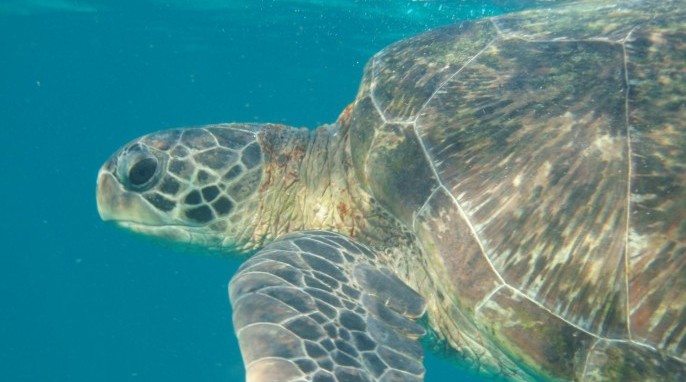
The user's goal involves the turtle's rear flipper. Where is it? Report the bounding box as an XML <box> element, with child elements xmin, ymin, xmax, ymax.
<box><xmin>229</xmin><ymin>230</ymin><xmax>427</xmax><ymax>382</ymax></box>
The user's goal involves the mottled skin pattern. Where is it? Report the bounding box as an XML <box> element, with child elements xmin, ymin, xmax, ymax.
<box><xmin>96</xmin><ymin>0</ymin><xmax>685</xmax><ymax>381</ymax></box>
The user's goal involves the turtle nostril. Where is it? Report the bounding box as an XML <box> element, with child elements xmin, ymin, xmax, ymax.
<box><xmin>129</xmin><ymin>157</ymin><xmax>158</xmax><ymax>187</ymax></box>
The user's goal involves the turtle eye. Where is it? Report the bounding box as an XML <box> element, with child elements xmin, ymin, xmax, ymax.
<box><xmin>116</xmin><ymin>144</ymin><xmax>162</xmax><ymax>191</ymax></box>
<box><xmin>129</xmin><ymin>157</ymin><xmax>158</xmax><ymax>187</ymax></box>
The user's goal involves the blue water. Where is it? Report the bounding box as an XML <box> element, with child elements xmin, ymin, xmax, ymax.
<box><xmin>1</xmin><ymin>1</ymin><xmax>540</xmax><ymax>381</ymax></box>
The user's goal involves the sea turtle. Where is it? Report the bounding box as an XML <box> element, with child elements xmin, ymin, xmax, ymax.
<box><xmin>96</xmin><ymin>0</ymin><xmax>686</xmax><ymax>380</ymax></box>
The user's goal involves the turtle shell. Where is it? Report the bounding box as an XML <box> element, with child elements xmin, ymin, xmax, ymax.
<box><xmin>347</xmin><ymin>0</ymin><xmax>686</xmax><ymax>379</ymax></box>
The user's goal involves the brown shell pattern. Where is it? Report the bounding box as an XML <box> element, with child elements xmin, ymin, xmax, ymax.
<box><xmin>349</xmin><ymin>0</ymin><xmax>686</xmax><ymax>379</ymax></box>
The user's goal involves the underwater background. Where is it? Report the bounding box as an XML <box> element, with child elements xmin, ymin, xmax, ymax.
<box><xmin>1</xmin><ymin>1</ymin><xmax>550</xmax><ymax>380</ymax></box>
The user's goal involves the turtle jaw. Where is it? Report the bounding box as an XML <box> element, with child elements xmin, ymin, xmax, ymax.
<box><xmin>96</xmin><ymin>167</ymin><xmax>227</xmax><ymax>249</ymax></box>
<box><xmin>96</xmin><ymin>168</ymin><xmax>167</xmax><ymax>225</ymax></box>
<box><xmin>97</xmin><ymin>169</ymin><xmax>184</xmax><ymax>241</ymax></box>
<box><xmin>96</xmin><ymin>167</ymin><xmax>191</xmax><ymax>242</ymax></box>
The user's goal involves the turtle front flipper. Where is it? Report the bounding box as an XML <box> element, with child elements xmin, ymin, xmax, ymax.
<box><xmin>229</xmin><ymin>230</ymin><xmax>427</xmax><ymax>382</ymax></box>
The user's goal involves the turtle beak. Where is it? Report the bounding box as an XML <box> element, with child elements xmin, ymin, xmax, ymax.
<box><xmin>96</xmin><ymin>167</ymin><xmax>121</xmax><ymax>222</ymax></box>
<box><xmin>96</xmin><ymin>155</ymin><xmax>118</xmax><ymax>222</ymax></box>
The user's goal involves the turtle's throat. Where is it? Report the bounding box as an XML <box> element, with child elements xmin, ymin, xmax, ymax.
<box><xmin>251</xmin><ymin>123</ymin><xmax>365</xmax><ymax>243</ymax></box>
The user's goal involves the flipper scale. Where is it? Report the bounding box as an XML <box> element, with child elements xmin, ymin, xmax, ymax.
<box><xmin>230</xmin><ymin>231</ymin><xmax>427</xmax><ymax>381</ymax></box>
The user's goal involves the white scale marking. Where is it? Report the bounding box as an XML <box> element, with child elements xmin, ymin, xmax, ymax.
<box><xmin>621</xmin><ymin>27</ymin><xmax>637</xmax><ymax>342</ymax></box>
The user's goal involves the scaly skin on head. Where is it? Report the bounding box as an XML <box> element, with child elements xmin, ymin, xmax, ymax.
<box><xmin>95</xmin><ymin>119</ymin><xmax>399</xmax><ymax>256</ymax></box>
<box><xmin>97</xmin><ymin>124</ymin><xmax>267</xmax><ymax>251</ymax></box>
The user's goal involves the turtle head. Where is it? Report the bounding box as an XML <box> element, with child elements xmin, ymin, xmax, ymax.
<box><xmin>96</xmin><ymin>124</ymin><xmax>264</xmax><ymax>252</ymax></box>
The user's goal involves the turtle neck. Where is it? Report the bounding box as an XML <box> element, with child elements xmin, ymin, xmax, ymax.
<box><xmin>241</xmin><ymin>123</ymin><xmax>365</xmax><ymax>249</ymax></box>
